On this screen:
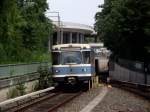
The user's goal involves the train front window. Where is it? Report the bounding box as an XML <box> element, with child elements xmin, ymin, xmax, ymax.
<box><xmin>52</xmin><ymin>52</ymin><xmax>60</xmax><ymax>65</ymax></box>
<box><xmin>61</xmin><ymin>51</ymin><xmax>82</xmax><ymax>64</ymax></box>
<box><xmin>83</xmin><ymin>51</ymin><xmax>90</xmax><ymax>64</ymax></box>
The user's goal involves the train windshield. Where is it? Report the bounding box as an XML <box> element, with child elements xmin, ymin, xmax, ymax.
<box><xmin>61</xmin><ymin>51</ymin><xmax>82</xmax><ymax>64</ymax></box>
<box><xmin>83</xmin><ymin>51</ymin><xmax>90</xmax><ymax>64</ymax></box>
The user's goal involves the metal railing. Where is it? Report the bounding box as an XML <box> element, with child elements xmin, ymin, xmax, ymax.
<box><xmin>117</xmin><ymin>58</ymin><xmax>145</xmax><ymax>73</ymax></box>
<box><xmin>0</xmin><ymin>62</ymin><xmax>51</xmax><ymax>79</ymax></box>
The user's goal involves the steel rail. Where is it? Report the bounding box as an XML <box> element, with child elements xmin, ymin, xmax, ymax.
<box><xmin>12</xmin><ymin>92</ymin><xmax>61</xmax><ymax>112</ymax></box>
<box><xmin>111</xmin><ymin>81</ymin><xmax>150</xmax><ymax>99</ymax></box>
<box><xmin>48</xmin><ymin>92</ymin><xmax>83</xmax><ymax>112</ymax></box>
<box><xmin>12</xmin><ymin>92</ymin><xmax>82</xmax><ymax>112</ymax></box>
<box><xmin>7</xmin><ymin>91</ymin><xmax>83</xmax><ymax>112</ymax></box>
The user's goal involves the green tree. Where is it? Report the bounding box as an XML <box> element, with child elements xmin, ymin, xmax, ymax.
<box><xmin>0</xmin><ymin>0</ymin><xmax>53</xmax><ymax>64</ymax></box>
<box><xmin>0</xmin><ymin>0</ymin><xmax>25</xmax><ymax>63</ymax></box>
<box><xmin>17</xmin><ymin>0</ymin><xmax>53</xmax><ymax>62</ymax></box>
<box><xmin>95</xmin><ymin>0</ymin><xmax>150</xmax><ymax>61</ymax></box>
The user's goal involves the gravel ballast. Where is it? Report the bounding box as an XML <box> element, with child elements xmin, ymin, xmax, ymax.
<box><xmin>54</xmin><ymin>85</ymin><xmax>150</xmax><ymax>112</ymax></box>
<box><xmin>55</xmin><ymin>85</ymin><xmax>105</xmax><ymax>112</ymax></box>
<box><xmin>92</xmin><ymin>87</ymin><xmax>150</xmax><ymax>112</ymax></box>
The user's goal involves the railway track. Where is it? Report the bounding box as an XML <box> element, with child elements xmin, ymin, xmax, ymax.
<box><xmin>7</xmin><ymin>91</ymin><xmax>82</xmax><ymax>112</ymax></box>
<box><xmin>111</xmin><ymin>81</ymin><xmax>150</xmax><ymax>99</ymax></box>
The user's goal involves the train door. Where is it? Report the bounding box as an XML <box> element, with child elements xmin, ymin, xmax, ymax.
<box><xmin>95</xmin><ymin>59</ymin><xmax>99</xmax><ymax>75</ymax></box>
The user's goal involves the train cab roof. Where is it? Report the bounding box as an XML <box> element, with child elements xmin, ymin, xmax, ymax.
<box><xmin>52</xmin><ymin>44</ymin><xmax>91</xmax><ymax>51</ymax></box>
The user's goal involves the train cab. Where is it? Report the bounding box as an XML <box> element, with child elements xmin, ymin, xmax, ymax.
<box><xmin>52</xmin><ymin>44</ymin><xmax>95</xmax><ymax>84</ymax></box>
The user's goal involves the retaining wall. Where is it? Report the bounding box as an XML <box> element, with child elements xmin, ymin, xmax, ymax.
<box><xmin>0</xmin><ymin>62</ymin><xmax>51</xmax><ymax>102</ymax></box>
<box><xmin>0</xmin><ymin>80</ymin><xmax>38</xmax><ymax>102</ymax></box>
<box><xmin>109</xmin><ymin>63</ymin><xmax>150</xmax><ymax>86</ymax></box>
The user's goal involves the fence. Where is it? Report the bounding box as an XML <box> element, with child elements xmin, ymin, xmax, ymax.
<box><xmin>0</xmin><ymin>62</ymin><xmax>51</xmax><ymax>79</ymax></box>
<box><xmin>109</xmin><ymin>59</ymin><xmax>150</xmax><ymax>86</ymax></box>
<box><xmin>117</xmin><ymin>59</ymin><xmax>145</xmax><ymax>73</ymax></box>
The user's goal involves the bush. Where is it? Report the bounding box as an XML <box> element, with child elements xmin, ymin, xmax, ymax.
<box><xmin>35</xmin><ymin>65</ymin><xmax>53</xmax><ymax>90</ymax></box>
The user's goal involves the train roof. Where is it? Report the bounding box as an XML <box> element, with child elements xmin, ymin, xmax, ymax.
<box><xmin>53</xmin><ymin>21</ymin><xmax>95</xmax><ymax>34</ymax></box>
<box><xmin>52</xmin><ymin>44</ymin><xmax>91</xmax><ymax>50</ymax></box>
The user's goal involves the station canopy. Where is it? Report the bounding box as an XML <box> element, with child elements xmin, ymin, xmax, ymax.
<box><xmin>53</xmin><ymin>21</ymin><xmax>96</xmax><ymax>34</ymax></box>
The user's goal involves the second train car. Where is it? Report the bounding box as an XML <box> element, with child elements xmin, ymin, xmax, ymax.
<box><xmin>52</xmin><ymin>44</ymin><xmax>95</xmax><ymax>85</ymax></box>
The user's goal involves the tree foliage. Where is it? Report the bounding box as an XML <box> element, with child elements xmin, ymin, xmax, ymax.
<box><xmin>0</xmin><ymin>0</ymin><xmax>53</xmax><ymax>64</ymax></box>
<box><xmin>95</xmin><ymin>0</ymin><xmax>150</xmax><ymax>61</ymax></box>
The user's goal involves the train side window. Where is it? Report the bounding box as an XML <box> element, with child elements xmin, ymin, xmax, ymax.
<box><xmin>53</xmin><ymin>32</ymin><xmax>57</xmax><ymax>45</ymax></box>
<box><xmin>52</xmin><ymin>52</ymin><xmax>60</xmax><ymax>65</ymax></box>
<box><xmin>63</xmin><ymin>32</ymin><xmax>70</xmax><ymax>44</ymax></box>
<box><xmin>83</xmin><ymin>51</ymin><xmax>90</xmax><ymax>64</ymax></box>
<box><xmin>79</xmin><ymin>34</ymin><xmax>82</xmax><ymax>43</ymax></box>
<box><xmin>72</xmin><ymin>33</ymin><xmax>77</xmax><ymax>43</ymax></box>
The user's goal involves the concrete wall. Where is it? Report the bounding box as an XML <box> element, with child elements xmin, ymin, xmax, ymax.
<box><xmin>0</xmin><ymin>73</ymin><xmax>39</xmax><ymax>89</ymax></box>
<box><xmin>0</xmin><ymin>73</ymin><xmax>40</xmax><ymax>102</ymax></box>
<box><xmin>109</xmin><ymin>63</ymin><xmax>150</xmax><ymax>86</ymax></box>
<box><xmin>0</xmin><ymin>62</ymin><xmax>51</xmax><ymax>103</ymax></box>
<box><xmin>0</xmin><ymin>80</ymin><xmax>38</xmax><ymax>102</ymax></box>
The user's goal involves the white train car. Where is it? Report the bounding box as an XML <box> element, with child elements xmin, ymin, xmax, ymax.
<box><xmin>52</xmin><ymin>44</ymin><xmax>95</xmax><ymax>85</ymax></box>
<box><xmin>89</xmin><ymin>43</ymin><xmax>110</xmax><ymax>73</ymax></box>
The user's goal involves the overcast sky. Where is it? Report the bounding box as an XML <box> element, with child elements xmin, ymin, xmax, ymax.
<box><xmin>46</xmin><ymin>0</ymin><xmax>104</xmax><ymax>26</ymax></box>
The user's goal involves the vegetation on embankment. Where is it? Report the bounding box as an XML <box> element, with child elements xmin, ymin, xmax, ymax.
<box><xmin>0</xmin><ymin>0</ymin><xmax>53</xmax><ymax>64</ymax></box>
<box><xmin>95</xmin><ymin>0</ymin><xmax>150</xmax><ymax>62</ymax></box>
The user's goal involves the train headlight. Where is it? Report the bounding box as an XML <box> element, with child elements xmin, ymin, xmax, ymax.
<box><xmin>82</xmin><ymin>68</ymin><xmax>87</xmax><ymax>72</ymax></box>
<box><xmin>55</xmin><ymin>70</ymin><xmax>59</xmax><ymax>73</ymax></box>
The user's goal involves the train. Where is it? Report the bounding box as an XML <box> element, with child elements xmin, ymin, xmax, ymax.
<box><xmin>89</xmin><ymin>43</ymin><xmax>110</xmax><ymax>73</ymax></box>
<box><xmin>52</xmin><ymin>44</ymin><xmax>95</xmax><ymax>85</ymax></box>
